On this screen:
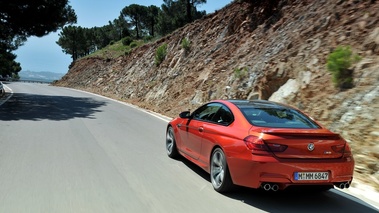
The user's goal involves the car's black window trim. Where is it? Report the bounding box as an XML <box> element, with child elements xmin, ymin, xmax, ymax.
<box><xmin>191</xmin><ymin>102</ymin><xmax>234</xmax><ymax>126</ymax></box>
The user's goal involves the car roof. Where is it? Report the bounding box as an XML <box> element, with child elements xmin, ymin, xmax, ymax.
<box><xmin>226</xmin><ymin>100</ymin><xmax>289</xmax><ymax>109</ymax></box>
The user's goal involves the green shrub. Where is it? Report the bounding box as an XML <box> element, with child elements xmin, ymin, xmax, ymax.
<box><xmin>155</xmin><ymin>43</ymin><xmax>168</xmax><ymax>66</ymax></box>
<box><xmin>327</xmin><ymin>46</ymin><xmax>361</xmax><ymax>89</ymax></box>
<box><xmin>143</xmin><ymin>36</ymin><xmax>154</xmax><ymax>42</ymax></box>
<box><xmin>125</xmin><ymin>49</ymin><xmax>131</xmax><ymax>55</ymax></box>
<box><xmin>130</xmin><ymin>41</ymin><xmax>138</xmax><ymax>48</ymax></box>
<box><xmin>11</xmin><ymin>73</ymin><xmax>20</xmax><ymax>80</ymax></box>
<box><xmin>122</xmin><ymin>37</ymin><xmax>133</xmax><ymax>46</ymax></box>
<box><xmin>181</xmin><ymin>38</ymin><xmax>190</xmax><ymax>52</ymax></box>
<box><xmin>109</xmin><ymin>40</ymin><xmax>115</xmax><ymax>45</ymax></box>
<box><xmin>234</xmin><ymin>67</ymin><xmax>248</xmax><ymax>79</ymax></box>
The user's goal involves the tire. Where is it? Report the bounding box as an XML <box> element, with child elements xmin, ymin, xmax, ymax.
<box><xmin>210</xmin><ymin>148</ymin><xmax>233</xmax><ymax>193</ymax></box>
<box><xmin>166</xmin><ymin>126</ymin><xmax>179</xmax><ymax>158</ymax></box>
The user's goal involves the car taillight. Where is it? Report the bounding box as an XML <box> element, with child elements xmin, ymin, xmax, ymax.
<box><xmin>332</xmin><ymin>143</ymin><xmax>352</xmax><ymax>157</ymax></box>
<box><xmin>331</xmin><ymin>144</ymin><xmax>345</xmax><ymax>153</ymax></box>
<box><xmin>243</xmin><ymin>135</ymin><xmax>287</xmax><ymax>155</ymax></box>
<box><xmin>267</xmin><ymin>143</ymin><xmax>288</xmax><ymax>152</ymax></box>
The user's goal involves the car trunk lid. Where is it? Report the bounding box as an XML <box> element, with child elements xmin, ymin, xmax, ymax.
<box><xmin>256</xmin><ymin>128</ymin><xmax>346</xmax><ymax>159</ymax></box>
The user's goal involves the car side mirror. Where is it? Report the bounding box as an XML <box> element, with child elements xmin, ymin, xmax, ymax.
<box><xmin>179</xmin><ymin>111</ymin><xmax>191</xmax><ymax>118</ymax></box>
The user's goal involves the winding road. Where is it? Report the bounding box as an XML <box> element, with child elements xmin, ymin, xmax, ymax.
<box><xmin>0</xmin><ymin>82</ymin><xmax>378</xmax><ymax>213</ymax></box>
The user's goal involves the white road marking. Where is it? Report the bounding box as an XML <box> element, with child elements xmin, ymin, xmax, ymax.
<box><xmin>0</xmin><ymin>84</ymin><xmax>13</xmax><ymax>106</ymax></box>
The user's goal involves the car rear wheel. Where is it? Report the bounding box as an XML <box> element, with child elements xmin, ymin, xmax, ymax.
<box><xmin>166</xmin><ymin>126</ymin><xmax>179</xmax><ymax>158</ymax></box>
<box><xmin>210</xmin><ymin>148</ymin><xmax>233</xmax><ymax>193</ymax></box>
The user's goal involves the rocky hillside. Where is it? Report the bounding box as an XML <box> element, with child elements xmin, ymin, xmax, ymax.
<box><xmin>55</xmin><ymin>0</ymin><xmax>379</xmax><ymax>191</ymax></box>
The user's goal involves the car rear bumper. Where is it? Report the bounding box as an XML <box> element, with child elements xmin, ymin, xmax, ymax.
<box><xmin>227</xmin><ymin>154</ymin><xmax>354</xmax><ymax>190</ymax></box>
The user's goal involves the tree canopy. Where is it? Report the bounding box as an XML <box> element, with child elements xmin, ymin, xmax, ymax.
<box><xmin>57</xmin><ymin>1</ymin><xmax>207</xmax><ymax>62</ymax></box>
<box><xmin>0</xmin><ymin>0</ymin><xmax>76</xmax><ymax>77</ymax></box>
<box><xmin>121</xmin><ymin>4</ymin><xmax>147</xmax><ymax>39</ymax></box>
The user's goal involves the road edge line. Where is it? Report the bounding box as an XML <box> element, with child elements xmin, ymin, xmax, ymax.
<box><xmin>0</xmin><ymin>84</ymin><xmax>13</xmax><ymax>106</ymax></box>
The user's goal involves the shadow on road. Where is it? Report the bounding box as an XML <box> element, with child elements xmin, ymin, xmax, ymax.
<box><xmin>224</xmin><ymin>187</ymin><xmax>378</xmax><ymax>213</ymax></box>
<box><xmin>176</xmin><ymin>156</ymin><xmax>378</xmax><ymax>213</ymax></box>
<box><xmin>0</xmin><ymin>93</ymin><xmax>107</xmax><ymax>121</ymax></box>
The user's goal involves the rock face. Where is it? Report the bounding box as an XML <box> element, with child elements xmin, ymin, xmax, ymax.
<box><xmin>55</xmin><ymin>0</ymin><xmax>379</xmax><ymax>191</ymax></box>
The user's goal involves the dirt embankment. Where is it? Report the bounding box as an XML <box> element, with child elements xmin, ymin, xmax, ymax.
<box><xmin>55</xmin><ymin>0</ymin><xmax>379</xmax><ymax>191</ymax></box>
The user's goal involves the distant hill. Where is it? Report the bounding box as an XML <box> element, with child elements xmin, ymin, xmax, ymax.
<box><xmin>19</xmin><ymin>70</ymin><xmax>65</xmax><ymax>83</ymax></box>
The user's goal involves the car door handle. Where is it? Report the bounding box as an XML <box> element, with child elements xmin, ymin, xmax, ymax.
<box><xmin>198</xmin><ymin>127</ymin><xmax>204</xmax><ymax>132</ymax></box>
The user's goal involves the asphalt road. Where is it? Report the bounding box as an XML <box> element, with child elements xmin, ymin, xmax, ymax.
<box><xmin>0</xmin><ymin>82</ymin><xmax>378</xmax><ymax>213</ymax></box>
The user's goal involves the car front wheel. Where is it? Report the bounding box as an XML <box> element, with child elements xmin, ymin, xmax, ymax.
<box><xmin>166</xmin><ymin>126</ymin><xmax>179</xmax><ymax>158</ymax></box>
<box><xmin>210</xmin><ymin>148</ymin><xmax>233</xmax><ymax>193</ymax></box>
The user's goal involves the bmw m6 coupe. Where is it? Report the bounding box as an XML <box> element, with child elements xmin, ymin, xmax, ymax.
<box><xmin>166</xmin><ymin>100</ymin><xmax>354</xmax><ymax>192</ymax></box>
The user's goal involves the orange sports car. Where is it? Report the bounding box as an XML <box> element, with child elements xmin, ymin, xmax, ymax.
<box><xmin>166</xmin><ymin>100</ymin><xmax>354</xmax><ymax>192</ymax></box>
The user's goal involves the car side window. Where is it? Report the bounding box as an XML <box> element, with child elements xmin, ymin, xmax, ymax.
<box><xmin>192</xmin><ymin>103</ymin><xmax>222</xmax><ymax>122</ymax></box>
<box><xmin>211</xmin><ymin>105</ymin><xmax>234</xmax><ymax>125</ymax></box>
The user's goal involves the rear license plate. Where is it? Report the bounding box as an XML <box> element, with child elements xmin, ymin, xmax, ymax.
<box><xmin>294</xmin><ymin>172</ymin><xmax>329</xmax><ymax>181</ymax></box>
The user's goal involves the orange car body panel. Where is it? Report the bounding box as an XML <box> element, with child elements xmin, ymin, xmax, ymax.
<box><xmin>169</xmin><ymin>100</ymin><xmax>354</xmax><ymax>189</ymax></box>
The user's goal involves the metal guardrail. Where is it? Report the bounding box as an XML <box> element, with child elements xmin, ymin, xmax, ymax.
<box><xmin>17</xmin><ymin>80</ymin><xmax>52</xmax><ymax>84</ymax></box>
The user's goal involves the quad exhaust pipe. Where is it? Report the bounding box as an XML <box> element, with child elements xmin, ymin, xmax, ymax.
<box><xmin>261</xmin><ymin>183</ymin><xmax>279</xmax><ymax>192</ymax></box>
<box><xmin>336</xmin><ymin>182</ymin><xmax>350</xmax><ymax>189</ymax></box>
<box><xmin>261</xmin><ymin>182</ymin><xmax>350</xmax><ymax>191</ymax></box>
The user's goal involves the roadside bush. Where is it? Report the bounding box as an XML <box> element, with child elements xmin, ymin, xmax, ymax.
<box><xmin>122</xmin><ymin>37</ymin><xmax>133</xmax><ymax>46</ymax></box>
<box><xmin>130</xmin><ymin>41</ymin><xmax>138</xmax><ymax>48</ymax></box>
<box><xmin>155</xmin><ymin>43</ymin><xmax>168</xmax><ymax>66</ymax></box>
<box><xmin>234</xmin><ymin>67</ymin><xmax>248</xmax><ymax>79</ymax></box>
<box><xmin>143</xmin><ymin>36</ymin><xmax>154</xmax><ymax>42</ymax></box>
<box><xmin>11</xmin><ymin>73</ymin><xmax>20</xmax><ymax>80</ymax></box>
<box><xmin>181</xmin><ymin>38</ymin><xmax>190</xmax><ymax>53</ymax></box>
<box><xmin>327</xmin><ymin>46</ymin><xmax>361</xmax><ymax>89</ymax></box>
<box><xmin>125</xmin><ymin>49</ymin><xmax>131</xmax><ymax>56</ymax></box>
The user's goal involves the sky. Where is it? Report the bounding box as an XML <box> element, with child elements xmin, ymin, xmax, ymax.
<box><xmin>14</xmin><ymin>0</ymin><xmax>232</xmax><ymax>74</ymax></box>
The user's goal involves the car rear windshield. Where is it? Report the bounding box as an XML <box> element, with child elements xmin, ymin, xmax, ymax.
<box><xmin>239</xmin><ymin>107</ymin><xmax>320</xmax><ymax>129</ymax></box>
